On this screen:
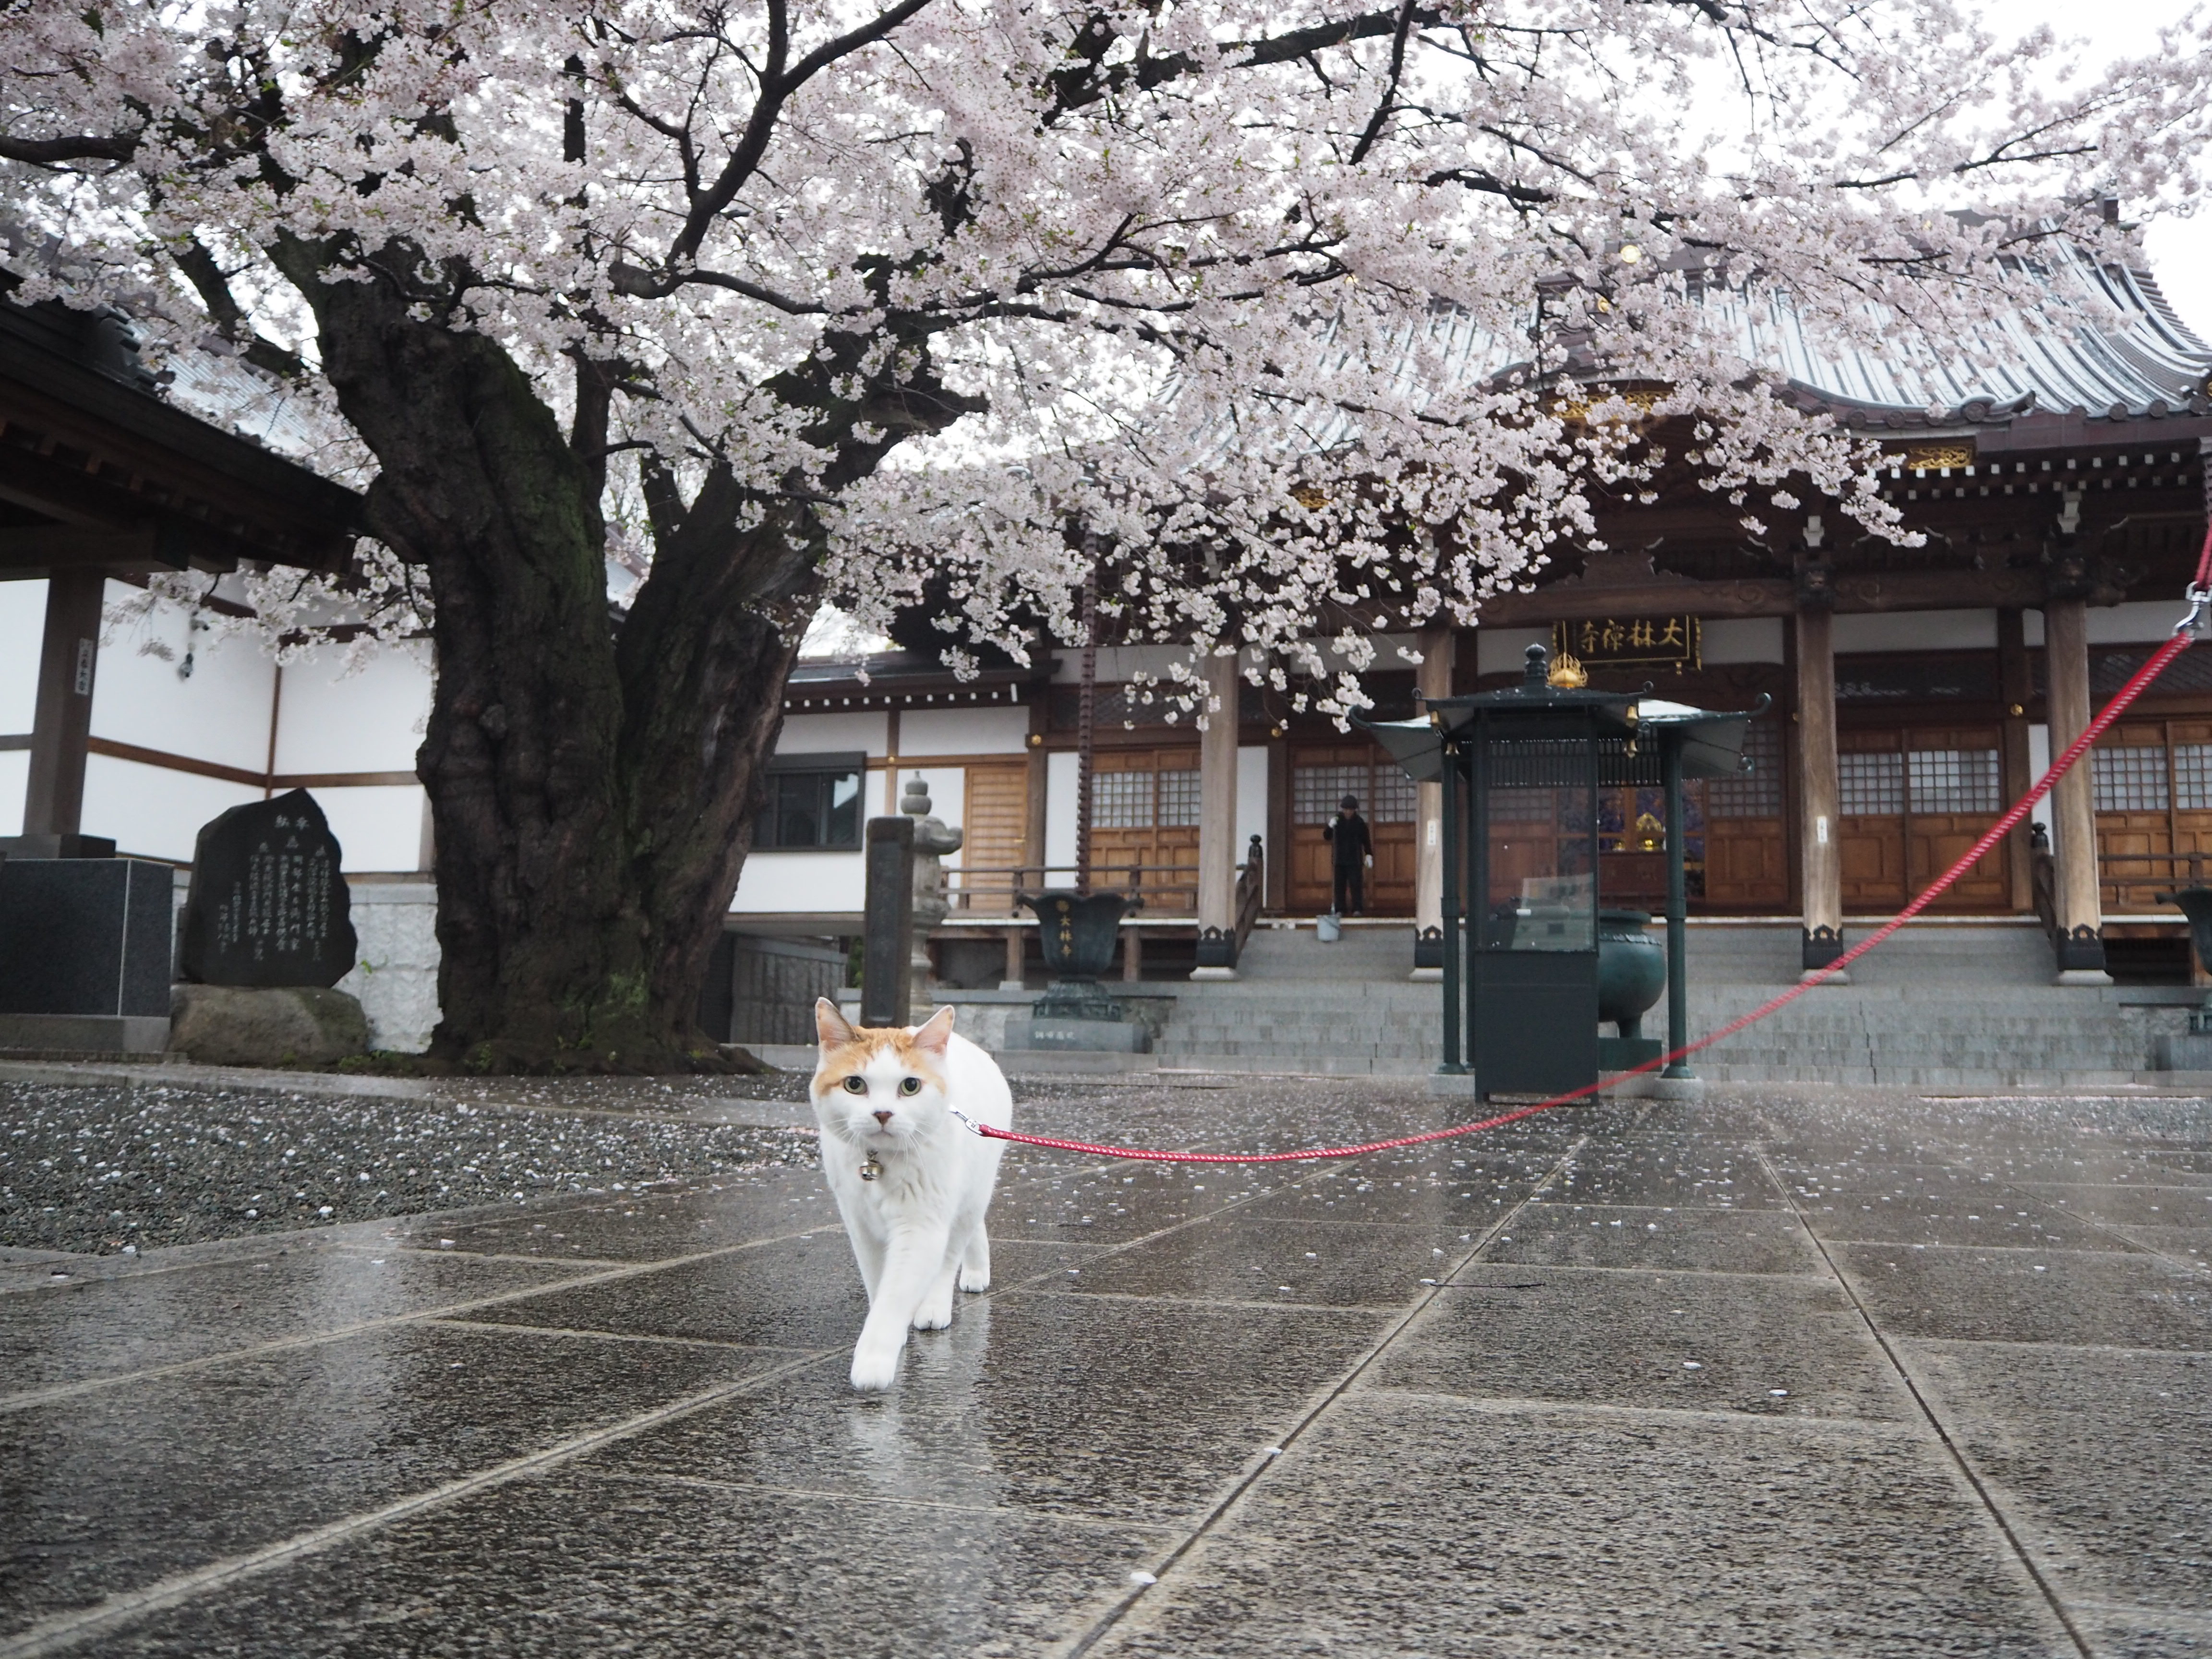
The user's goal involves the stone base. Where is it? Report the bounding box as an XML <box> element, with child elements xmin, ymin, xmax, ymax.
<box><xmin>2054</xmin><ymin>969</ymin><xmax>2116</xmax><ymax>987</ymax></box>
<box><xmin>1650</xmin><ymin>1074</ymin><xmax>1707</xmax><ymax>1104</ymax></box>
<box><xmin>0</xmin><ymin>832</ymin><xmax>117</xmax><ymax>859</ymax></box>
<box><xmin>2154</xmin><ymin>1032</ymin><xmax>2212</xmax><ymax>1071</ymax></box>
<box><xmin>1799</xmin><ymin>969</ymin><xmax>1852</xmax><ymax>986</ymax></box>
<box><xmin>0</xmin><ymin>1013</ymin><xmax>168</xmax><ymax>1054</ymax></box>
<box><xmin>168</xmin><ymin>984</ymin><xmax>370</xmax><ymax>1067</ymax></box>
<box><xmin>1004</xmin><ymin>1016</ymin><xmax>1152</xmax><ymax>1053</ymax></box>
<box><xmin>1187</xmin><ymin>966</ymin><xmax>1240</xmax><ymax>982</ymax></box>
<box><xmin>1425</xmin><ymin>1070</ymin><xmax>1483</xmax><ymax>1097</ymax></box>
<box><xmin>1407</xmin><ymin>966</ymin><xmax>1443</xmax><ymax>983</ymax></box>
<box><xmin>1597</xmin><ymin>1035</ymin><xmax>1664</xmax><ymax>1070</ymax></box>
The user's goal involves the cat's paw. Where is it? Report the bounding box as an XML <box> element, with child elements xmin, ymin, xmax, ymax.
<box><xmin>912</xmin><ymin>1293</ymin><xmax>954</xmax><ymax>1331</ymax></box>
<box><xmin>957</xmin><ymin>1267</ymin><xmax>991</xmax><ymax>1293</ymax></box>
<box><xmin>849</xmin><ymin>1339</ymin><xmax>902</xmax><ymax>1392</ymax></box>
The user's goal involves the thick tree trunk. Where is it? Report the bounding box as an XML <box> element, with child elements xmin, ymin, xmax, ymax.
<box><xmin>290</xmin><ymin>260</ymin><xmax>805</xmax><ymax>1069</ymax></box>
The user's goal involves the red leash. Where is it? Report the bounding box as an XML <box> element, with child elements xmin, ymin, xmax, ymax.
<box><xmin>967</xmin><ymin>557</ymin><xmax>2212</xmax><ymax>1166</ymax></box>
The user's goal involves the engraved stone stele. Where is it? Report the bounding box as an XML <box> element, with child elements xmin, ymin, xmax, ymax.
<box><xmin>179</xmin><ymin>789</ymin><xmax>359</xmax><ymax>988</ymax></box>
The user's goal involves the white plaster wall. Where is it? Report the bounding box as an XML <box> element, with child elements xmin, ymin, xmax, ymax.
<box><xmin>2023</xmin><ymin>602</ymin><xmax>2192</xmax><ymax>648</ymax></box>
<box><xmin>1474</xmin><ymin>626</ymin><xmax>1549</xmax><ymax>675</ymax></box>
<box><xmin>899</xmin><ymin>705</ymin><xmax>1028</xmax><ymax>755</ymax></box>
<box><xmin>776</xmin><ymin>710</ymin><xmax>890</xmax><ymax>757</ymax></box>
<box><xmin>273</xmin><ymin>641</ymin><xmax>432</xmax><ymax>774</ymax></box>
<box><xmin>731</xmin><ymin>849</ymin><xmax>867</xmax><ymax>913</ymax></box>
<box><xmin>1703</xmin><ymin>617</ymin><xmax>1786</xmax><ymax>665</ymax></box>
<box><xmin>336</xmin><ymin>881</ymin><xmax>441</xmax><ymax>1052</ymax></box>
<box><xmin>311</xmin><ymin>784</ymin><xmax>430</xmax><ymax>873</ymax></box>
<box><xmin>1238</xmin><ymin>745</ymin><xmax>1269</xmax><ymax>862</ymax></box>
<box><xmin>1044</xmin><ymin>749</ymin><xmax>1080</xmax><ymax>875</ymax></box>
<box><xmin>93</xmin><ymin>582</ymin><xmax>276</xmax><ymax>772</ymax></box>
<box><xmin>81</xmin><ymin>754</ymin><xmax>260</xmax><ymax>861</ymax></box>
<box><xmin>0</xmin><ymin>750</ymin><xmax>24</xmax><ymax>836</ymax></box>
<box><xmin>0</xmin><ymin>579</ymin><xmax>42</xmax><ymax>733</ymax></box>
<box><xmin>2029</xmin><ymin>724</ymin><xmax>2054</xmax><ymax>846</ymax></box>
<box><xmin>1832</xmin><ymin>608</ymin><xmax>1997</xmax><ymax>654</ymax></box>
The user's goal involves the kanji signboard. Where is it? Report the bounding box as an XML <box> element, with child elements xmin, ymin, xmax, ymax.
<box><xmin>1552</xmin><ymin>615</ymin><xmax>1701</xmax><ymax>673</ymax></box>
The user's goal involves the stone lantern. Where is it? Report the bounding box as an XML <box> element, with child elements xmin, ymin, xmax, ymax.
<box><xmin>901</xmin><ymin>774</ymin><xmax>962</xmax><ymax>1010</ymax></box>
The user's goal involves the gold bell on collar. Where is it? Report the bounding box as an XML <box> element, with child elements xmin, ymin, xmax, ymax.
<box><xmin>859</xmin><ymin>1153</ymin><xmax>884</xmax><ymax>1182</ymax></box>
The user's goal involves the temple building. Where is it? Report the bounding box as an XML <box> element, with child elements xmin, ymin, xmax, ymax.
<box><xmin>737</xmin><ymin>245</ymin><xmax>2212</xmax><ymax>991</ymax></box>
<box><xmin>3</xmin><ymin>241</ymin><xmax>2211</xmax><ymax>1057</ymax></box>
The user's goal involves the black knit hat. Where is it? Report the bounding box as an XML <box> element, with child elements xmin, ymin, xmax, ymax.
<box><xmin>1339</xmin><ymin>794</ymin><xmax>1359</xmax><ymax>810</ymax></box>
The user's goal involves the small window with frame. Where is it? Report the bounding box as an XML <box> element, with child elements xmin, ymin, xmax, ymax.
<box><xmin>755</xmin><ymin>752</ymin><xmax>866</xmax><ymax>851</ymax></box>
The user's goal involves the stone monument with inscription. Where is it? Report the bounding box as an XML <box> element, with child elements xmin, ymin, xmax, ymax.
<box><xmin>180</xmin><ymin>789</ymin><xmax>358</xmax><ymax>986</ymax></box>
<box><xmin>171</xmin><ymin>789</ymin><xmax>368</xmax><ymax>1064</ymax></box>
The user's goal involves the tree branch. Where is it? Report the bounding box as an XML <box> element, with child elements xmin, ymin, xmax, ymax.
<box><xmin>1346</xmin><ymin>0</ymin><xmax>1422</xmax><ymax>165</ymax></box>
<box><xmin>172</xmin><ymin>236</ymin><xmax>309</xmax><ymax>379</ymax></box>
<box><xmin>667</xmin><ymin>0</ymin><xmax>937</xmax><ymax>266</ymax></box>
<box><xmin>0</xmin><ymin>132</ymin><xmax>138</xmax><ymax>166</ymax></box>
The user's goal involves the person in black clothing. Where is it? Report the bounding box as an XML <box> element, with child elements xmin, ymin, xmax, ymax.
<box><xmin>1323</xmin><ymin>793</ymin><xmax>1372</xmax><ymax>915</ymax></box>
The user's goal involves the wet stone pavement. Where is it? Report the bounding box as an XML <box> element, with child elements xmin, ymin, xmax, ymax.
<box><xmin>3</xmin><ymin>1071</ymin><xmax>2212</xmax><ymax>1656</ymax></box>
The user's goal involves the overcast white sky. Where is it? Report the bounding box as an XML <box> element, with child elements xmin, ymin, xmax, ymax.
<box><xmin>1991</xmin><ymin>0</ymin><xmax>2212</xmax><ymax>337</ymax></box>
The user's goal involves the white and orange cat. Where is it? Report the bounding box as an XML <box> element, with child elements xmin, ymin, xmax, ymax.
<box><xmin>810</xmin><ymin>998</ymin><xmax>1012</xmax><ymax>1391</ymax></box>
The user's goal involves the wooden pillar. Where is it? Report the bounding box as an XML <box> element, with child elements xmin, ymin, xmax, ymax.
<box><xmin>23</xmin><ymin>569</ymin><xmax>105</xmax><ymax>842</ymax></box>
<box><xmin>1996</xmin><ymin>608</ymin><xmax>2035</xmax><ymax>913</ymax></box>
<box><xmin>2044</xmin><ymin>595</ymin><xmax>2111</xmax><ymax>982</ymax></box>
<box><xmin>1794</xmin><ymin>601</ymin><xmax>1845</xmax><ymax>977</ymax></box>
<box><xmin>1265</xmin><ymin>726</ymin><xmax>1290</xmax><ymax>912</ymax></box>
<box><xmin>1412</xmin><ymin>625</ymin><xmax>1454</xmax><ymax>979</ymax></box>
<box><xmin>1191</xmin><ymin>650</ymin><xmax>1242</xmax><ymax>978</ymax></box>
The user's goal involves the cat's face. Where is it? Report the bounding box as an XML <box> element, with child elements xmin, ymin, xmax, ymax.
<box><xmin>811</xmin><ymin>1000</ymin><xmax>955</xmax><ymax>1151</ymax></box>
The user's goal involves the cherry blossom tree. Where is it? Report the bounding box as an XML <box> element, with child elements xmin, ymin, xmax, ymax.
<box><xmin>3</xmin><ymin>0</ymin><xmax>2204</xmax><ymax>1068</ymax></box>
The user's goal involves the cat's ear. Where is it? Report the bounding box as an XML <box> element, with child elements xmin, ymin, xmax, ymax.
<box><xmin>911</xmin><ymin>1004</ymin><xmax>955</xmax><ymax>1056</ymax></box>
<box><xmin>815</xmin><ymin>998</ymin><xmax>857</xmax><ymax>1050</ymax></box>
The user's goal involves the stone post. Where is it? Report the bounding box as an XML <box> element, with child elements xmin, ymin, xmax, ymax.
<box><xmin>1411</xmin><ymin>625</ymin><xmax>1454</xmax><ymax>980</ymax></box>
<box><xmin>2044</xmin><ymin>596</ymin><xmax>2112</xmax><ymax>983</ymax></box>
<box><xmin>1794</xmin><ymin>585</ymin><xmax>1845</xmax><ymax>979</ymax></box>
<box><xmin>901</xmin><ymin>775</ymin><xmax>962</xmax><ymax>1014</ymax></box>
<box><xmin>1190</xmin><ymin>650</ymin><xmax>1242</xmax><ymax>979</ymax></box>
<box><xmin>860</xmin><ymin>816</ymin><xmax>914</xmax><ymax>1025</ymax></box>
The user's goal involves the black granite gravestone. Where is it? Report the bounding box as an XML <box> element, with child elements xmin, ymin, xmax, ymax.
<box><xmin>0</xmin><ymin>858</ymin><xmax>172</xmax><ymax>1017</ymax></box>
<box><xmin>178</xmin><ymin>789</ymin><xmax>358</xmax><ymax>987</ymax></box>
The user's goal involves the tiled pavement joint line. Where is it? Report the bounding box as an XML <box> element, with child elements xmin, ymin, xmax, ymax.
<box><xmin>1057</xmin><ymin>1123</ymin><xmax>1603</xmax><ymax>1659</ymax></box>
<box><xmin>426</xmin><ymin>1317</ymin><xmax>817</xmax><ymax>1357</ymax></box>
<box><xmin>0</xmin><ymin>1173</ymin><xmax>829</xmax><ymax>1296</ymax></box>
<box><xmin>1363</xmin><ymin>1384</ymin><xmax>1932</xmax><ymax>1437</ymax></box>
<box><xmin>1009</xmin><ymin>1288</ymin><xmax>1415</xmax><ymax>1315</ymax></box>
<box><xmin>0</xmin><ymin>1170</ymin><xmax>1339</xmax><ymax>1653</ymax></box>
<box><xmin>1754</xmin><ymin>1148</ymin><xmax>2095</xmax><ymax>1659</ymax></box>
<box><xmin>0</xmin><ymin>1224</ymin><xmax>834</xmax><ymax>1415</ymax></box>
<box><xmin>597</xmin><ymin>1468</ymin><xmax>1183</xmax><ymax>1532</ymax></box>
<box><xmin>1988</xmin><ymin>1178</ymin><xmax>2212</xmax><ymax>1277</ymax></box>
<box><xmin>2070</xmin><ymin>1597</ymin><xmax>2212</xmax><ymax>1637</ymax></box>
<box><xmin>348</xmin><ymin>1245</ymin><xmax>641</xmax><ymax>1269</ymax></box>
<box><xmin>0</xmin><ymin>1348</ymin><xmax>839</xmax><ymax>1659</ymax></box>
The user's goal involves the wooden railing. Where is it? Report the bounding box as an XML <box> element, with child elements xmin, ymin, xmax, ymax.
<box><xmin>1233</xmin><ymin>835</ymin><xmax>1266</xmax><ymax>957</ymax></box>
<box><xmin>944</xmin><ymin>856</ymin><xmax>1262</xmax><ymax>921</ymax></box>
<box><xmin>2097</xmin><ymin>851</ymin><xmax>2212</xmax><ymax>914</ymax></box>
<box><xmin>2033</xmin><ymin>845</ymin><xmax>2212</xmax><ymax>927</ymax></box>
